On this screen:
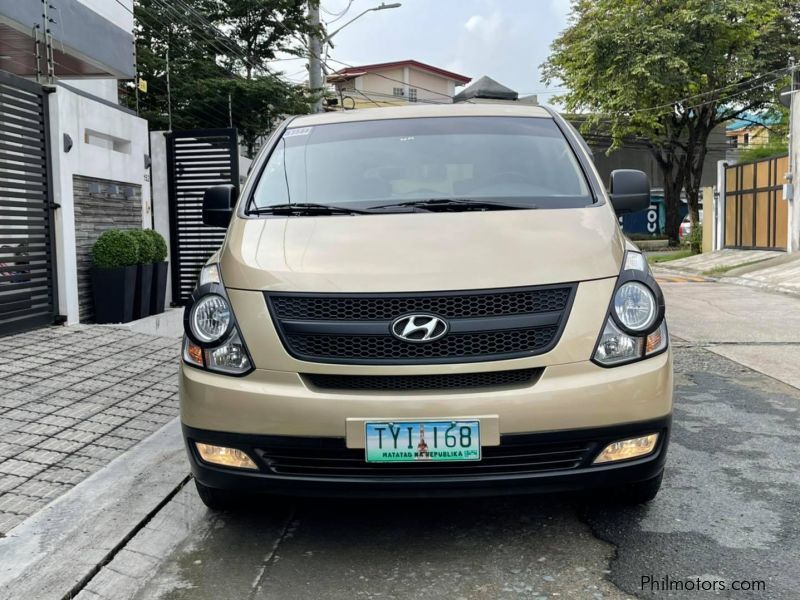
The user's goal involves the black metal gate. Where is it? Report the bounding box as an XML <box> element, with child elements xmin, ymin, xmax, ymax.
<box><xmin>166</xmin><ymin>128</ymin><xmax>239</xmax><ymax>305</ymax></box>
<box><xmin>0</xmin><ymin>70</ymin><xmax>58</xmax><ymax>335</ymax></box>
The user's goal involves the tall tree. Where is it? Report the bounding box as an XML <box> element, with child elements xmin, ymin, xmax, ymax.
<box><xmin>542</xmin><ymin>0</ymin><xmax>798</xmax><ymax>244</ymax></box>
<box><xmin>127</xmin><ymin>0</ymin><xmax>312</xmax><ymax>157</ymax></box>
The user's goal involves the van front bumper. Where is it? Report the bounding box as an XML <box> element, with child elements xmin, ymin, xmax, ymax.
<box><xmin>183</xmin><ymin>417</ymin><xmax>670</xmax><ymax>498</ymax></box>
<box><xmin>180</xmin><ymin>350</ymin><xmax>672</xmax><ymax>497</ymax></box>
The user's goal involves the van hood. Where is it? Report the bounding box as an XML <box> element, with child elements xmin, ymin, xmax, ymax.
<box><xmin>220</xmin><ymin>207</ymin><xmax>625</xmax><ymax>292</ymax></box>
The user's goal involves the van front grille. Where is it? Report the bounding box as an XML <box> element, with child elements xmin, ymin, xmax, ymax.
<box><xmin>304</xmin><ymin>368</ymin><xmax>543</xmax><ymax>391</ymax></box>
<box><xmin>266</xmin><ymin>285</ymin><xmax>576</xmax><ymax>365</ymax></box>
<box><xmin>270</xmin><ymin>288</ymin><xmax>572</xmax><ymax>321</ymax></box>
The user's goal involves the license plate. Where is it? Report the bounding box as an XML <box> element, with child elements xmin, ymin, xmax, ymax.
<box><xmin>364</xmin><ymin>420</ymin><xmax>481</xmax><ymax>463</ymax></box>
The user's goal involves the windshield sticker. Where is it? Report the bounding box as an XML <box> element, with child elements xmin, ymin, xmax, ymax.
<box><xmin>284</xmin><ymin>127</ymin><xmax>312</xmax><ymax>138</ymax></box>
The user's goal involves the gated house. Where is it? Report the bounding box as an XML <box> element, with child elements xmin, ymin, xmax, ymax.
<box><xmin>0</xmin><ymin>0</ymin><xmax>151</xmax><ymax>332</ymax></box>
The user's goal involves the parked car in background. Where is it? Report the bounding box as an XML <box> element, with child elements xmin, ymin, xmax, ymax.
<box><xmin>180</xmin><ymin>104</ymin><xmax>673</xmax><ymax>510</ymax></box>
<box><xmin>678</xmin><ymin>211</ymin><xmax>703</xmax><ymax>241</ymax></box>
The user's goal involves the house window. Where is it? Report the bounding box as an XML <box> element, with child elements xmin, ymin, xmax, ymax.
<box><xmin>392</xmin><ymin>87</ymin><xmax>404</xmax><ymax>97</ymax></box>
<box><xmin>727</xmin><ymin>136</ymin><xmax>738</xmax><ymax>149</ymax></box>
<box><xmin>408</xmin><ymin>88</ymin><xmax>418</xmax><ymax>103</ymax></box>
<box><xmin>742</xmin><ymin>133</ymin><xmax>749</xmax><ymax>146</ymax></box>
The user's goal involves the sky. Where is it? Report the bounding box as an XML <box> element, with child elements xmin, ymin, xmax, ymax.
<box><xmin>270</xmin><ymin>0</ymin><xmax>572</xmax><ymax>104</ymax></box>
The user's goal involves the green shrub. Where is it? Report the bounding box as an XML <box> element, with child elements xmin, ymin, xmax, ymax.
<box><xmin>144</xmin><ymin>229</ymin><xmax>168</xmax><ymax>262</ymax></box>
<box><xmin>686</xmin><ymin>225</ymin><xmax>703</xmax><ymax>255</ymax></box>
<box><xmin>91</xmin><ymin>229</ymin><xmax>139</xmax><ymax>268</ymax></box>
<box><xmin>127</xmin><ymin>229</ymin><xmax>157</xmax><ymax>263</ymax></box>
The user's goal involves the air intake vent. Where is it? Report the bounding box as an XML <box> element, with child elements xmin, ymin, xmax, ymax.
<box><xmin>304</xmin><ymin>368</ymin><xmax>543</xmax><ymax>391</ymax></box>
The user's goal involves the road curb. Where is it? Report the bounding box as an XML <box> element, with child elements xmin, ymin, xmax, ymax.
<box><xmin>0</xmin><ymin>418</ymin><xmax>187</xmax><ymax>600</ymax></box>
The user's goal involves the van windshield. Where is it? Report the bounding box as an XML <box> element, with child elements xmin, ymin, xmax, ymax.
<box><xmin>248</xmin><ymin>116</ymin><xmax>593</xmax><ymax>213</ymax></box>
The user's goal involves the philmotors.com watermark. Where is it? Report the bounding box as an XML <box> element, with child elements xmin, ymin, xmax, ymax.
<box><xmin>642</xmin><ymin>575</ymin><xmax>766</xmax><ymax>593</ymax></box>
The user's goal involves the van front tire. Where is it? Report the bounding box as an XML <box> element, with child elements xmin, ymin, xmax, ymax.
<box><xmin>194</xmin><ymin>479</ymin><xmax>239</xmax><ymax>510</ymax></box>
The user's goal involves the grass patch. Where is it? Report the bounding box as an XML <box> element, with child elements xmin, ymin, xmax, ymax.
<box><xmin>647</xmin><ymin>249</ymin><xmax>693</xmax><ymax>265</ymax></box>
<box><xmin>702</xmin><ymin>259</ymin><xmax>771</xmax><ymax>276</ymax></box>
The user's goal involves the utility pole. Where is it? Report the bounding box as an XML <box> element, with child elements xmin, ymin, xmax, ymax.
<box><xmin>308</xmin><ymin>1</ymin><xmax>323</xmax><ymax>113</ymax></box>
<box><xmin>166</xmin><ymin>46</ymin><xmax>173</xmax><ymax>131</ymax></box>
<box><xmin>228</xmin><ymin>93</ymin><xmax>233</xmax><ymax>128</ymax></box>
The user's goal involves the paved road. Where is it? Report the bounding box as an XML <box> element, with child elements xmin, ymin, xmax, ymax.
<box><xmin>78</xmin><ymin>281</ymin><xmax>800</xmax><ymax>600</ymax></box>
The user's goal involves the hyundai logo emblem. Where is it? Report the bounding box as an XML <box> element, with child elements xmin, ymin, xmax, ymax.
<box><xmin>390</xmin><ymin>314</ymin><xmax>449</xmax><ymax>343</ymax></box>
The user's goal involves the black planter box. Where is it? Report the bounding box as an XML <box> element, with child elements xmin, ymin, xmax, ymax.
<box><xmin>134</xmin><ymin>263</ymin><xmax>154</xmax><ymax>320</ymax></box>
<box><xmin>92</xmin><ymin>265</ymin><xmax>137</xmax><ymax>324</ymax></box>
<box><xmin>151</xmin><ymin>261</ymin><xmax>168</xmax><ymax>315</ymax></box>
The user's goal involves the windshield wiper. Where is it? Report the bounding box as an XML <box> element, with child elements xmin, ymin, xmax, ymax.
<box><xmin>249</xmin><ymin>203</ymin><xmax>371</xmax><ymax>216</ymax></box>
<box><xmin>367</xmin><ymin>198</ymin><xmax>537</xmax><ymax>212</ymax></box>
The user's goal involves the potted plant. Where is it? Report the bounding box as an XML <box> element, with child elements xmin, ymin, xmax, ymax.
<box><xmin>129</xmin><ymin>229</ymin><xmax>157</xmax><ymax>320</ymax></box>
<box><xmin>145</xmin><ymin>229</ymin><xmax>169</xmax><ymax>315</ymax></box>
<box><xmin>91</xmin><ymin>229</ymin><xmax>139</xmax><ymax>324</ymax></box>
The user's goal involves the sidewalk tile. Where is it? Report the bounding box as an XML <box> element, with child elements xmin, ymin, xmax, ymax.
<box><xmin>75</xmin><ymin>445</ymin><xmax>122</xmax><ymax>462</ymax></box>
<box><xmin>0</xmin><ymin>473</ymin><xmax>25</xmax><ymax>493</ymax></box>
<box><xmin>0</xmin><ymin>512</ymin><xmax>25</xmax><ymax>533</ymax></box>
<box><xmin>15</xmin><ymin>448</ymin><xmax>68</xmax><ymax>466</ymax></box>
<box><xmin>0</xmin><ymin>442</ymin><xmax>25</xmax><ymax>460</ymax></box>
<box><xmin>0</xmin><ymin>459</ymin><xmax>46</xmax><ymax>479</ymax></box>
<box><xmin>93</xmin><ymin>435</ymin><xmax>137</xmax><ymax>451</ymax></box>
<box><xmin>2</xmin><ymin>431</ymin><xmax>47</xmax><ymax>447</ymax></box>
<box><xmin>37</xmin><ymin>466</ymin><xmax>89</xmax><ymax>485</ymax></box>
<box><xmin>0</xmin><ymin>492</ymin><xmax>46</xmax><ymax>515</ymax></box>
<box><xmin>13</xmin><ymin>478</ymin><xmax>70</xmax><ymax>501</ymax></box>
<box><xmin>35</xmin><ymin>437</ymin><xmax>86</xmax><ymax>454</ymax></box>
<box><xmin>57</xmin><ymin>454</ymin><xmax>106</xmax><ymax>473</ymax></box>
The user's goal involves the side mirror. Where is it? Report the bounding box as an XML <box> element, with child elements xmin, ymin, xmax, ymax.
<box><xmin>608</xmin><ymin>169</ymin><xmax>650</xmax><ymax>214</ymax></box>
<box><xmin>202</xmin><ymin>184</ymin><xmax>237</xmax><ymax>228</ymax></box>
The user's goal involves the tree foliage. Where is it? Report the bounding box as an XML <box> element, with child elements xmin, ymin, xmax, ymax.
<box><xmin>128</xmin><ymin>0</ymin><xmax>313</xmax><ymax>156</ymax></box>
<box><xmin>542</xmin><ymin>0</ymin><xmax>798</xmax><ymax>243</ymax></box>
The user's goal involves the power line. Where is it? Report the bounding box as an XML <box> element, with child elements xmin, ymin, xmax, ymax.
<box><xmin>322</xmin><ymin>0</ymin><xmax>355</xmax><ymax>23</ymax></box>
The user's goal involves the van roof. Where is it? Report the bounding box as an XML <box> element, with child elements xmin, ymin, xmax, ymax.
<box><xmin>288</xmin><ymin>103</ymin><xmax>552</xmax><ymax>128</ymax></box>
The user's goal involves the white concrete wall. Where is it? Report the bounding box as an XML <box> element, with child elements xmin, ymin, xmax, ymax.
<box><xmin>49</xmin><ymin>86</ymin><xmax>151</xmax><ymax>324</ymax></box>
<box><xmin>75</xmin><ymin>0</ymin><xmax>134</xmax><ymax>33</ymax></box>
<box><xmin>408</xmin><ymin>68</ymin><xmax>454</xmax><ymax>103</ymax></box>
<box><xmin>58</xmin><ymin>80</ymin><xmax>119</xmax><ymax>104</ymax></box>
<box><xmin>361</xmin><ymin>68</ymin><xmax>406</xmax><ymax>101</ymax></box>
<box><xmin>790</xmin><ymin>81</ymin><xmax>800</xmax><ymax>253</ymax></box>
<box><xmin>715</xmin><ymin>160</ymin><xmax>726</xmax><ymax>251</ymax></box>
<box><xmin>150</xmin><ymin>132</ymin><xmax>172</xmax><ymax>307</ymax></box>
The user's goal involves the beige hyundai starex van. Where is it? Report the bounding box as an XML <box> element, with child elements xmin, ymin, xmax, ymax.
<box><xmin>180</xmin><ymin>104</ymin><xmax>673</xmax><ymax>509</ymax></box>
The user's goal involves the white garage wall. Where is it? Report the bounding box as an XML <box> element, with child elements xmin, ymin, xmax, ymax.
<box><xmin>49</xmin><ymin>85</ymin><xmax>151</xmax><ymax>324</ymax></box>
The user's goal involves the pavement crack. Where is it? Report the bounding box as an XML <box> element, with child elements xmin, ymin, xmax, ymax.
<box><xmin>575</xmin><ymin>504</ymin><xmax>644</xmax><ymax>600</ymax></box>
<box><xmin>248</xmin><ymin>505</ymin><xmax>297</xmax><ymax>599</ymax></box>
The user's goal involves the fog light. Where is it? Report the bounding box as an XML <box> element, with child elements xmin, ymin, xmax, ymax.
<box><xmin>195</xmin><ymin>442</ymin><xmax>258</xmax><ymax>470</ymax></box>
<box><xmin>593</xmin><ymin>433</ymin><xmax>659</xmax><ymax>464</ymax></box>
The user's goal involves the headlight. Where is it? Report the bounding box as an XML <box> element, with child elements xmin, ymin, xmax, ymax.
<box><xmin>613</xmin><ymin>281</ymin><xmax>656</xmax><ymax>332</ymax></box>
<box><xmin>183</xmin><ymin>282</ymin><xmax>254</xmax><ymax>376</ymax></box>
<box><xmin>205</xmin><ymin>329</ymin><xmax>252</xmax><ymax>374</ymax></box>
<box><xmin>189</xmin><ymin>294</ymin><xmax>232</xmax><ymax>343</ymax></box>
<box><xmin>593</xmin><ymin>253</ymin><xmax>667</xmax><ymax>367</ymax></box>
<box><xmin>594</xmin><ymin>320</ymin><xmax>643</xmax><ymax>365</ymax></box>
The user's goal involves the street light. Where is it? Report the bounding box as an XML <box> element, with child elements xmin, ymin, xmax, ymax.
<box><xmin>308</xmin><ymin>2</ymin><xmax>402</xmax><ymax>113</ymax></box>
<box><xmin>324</xmin><ymin>3</ymin><xmax>402</xmax><ymax>48</ymax></box>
